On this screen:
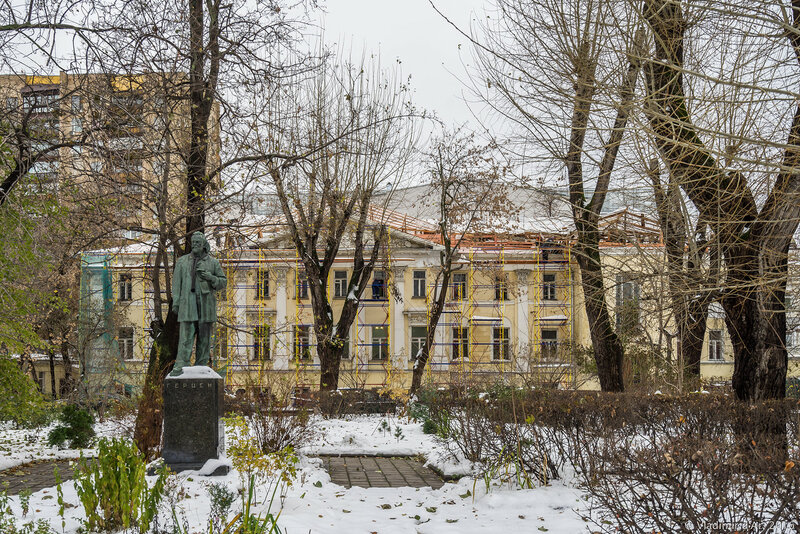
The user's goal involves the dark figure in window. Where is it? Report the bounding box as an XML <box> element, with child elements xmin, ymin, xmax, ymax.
<box><xmin>372</xmin><ymin>271</ymin><xmax>386</xmax><ymax>300</ymax></box>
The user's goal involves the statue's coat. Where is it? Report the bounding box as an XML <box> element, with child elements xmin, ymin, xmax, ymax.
<box><xmin>172</xmin><ymin>234</ymin><xmax>226</xmax><ymax>323</ymax></box>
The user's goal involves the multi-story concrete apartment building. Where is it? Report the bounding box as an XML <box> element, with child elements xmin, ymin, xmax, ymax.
<box><xmin>0</xmin><ymin>71</ymin><xmax>220</xmax><ymax>239</ymax></box>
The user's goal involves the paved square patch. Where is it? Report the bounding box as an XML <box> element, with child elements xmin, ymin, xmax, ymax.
<box><xmin>0</xmin><ymin>459</ymin><xmax>77</xmax><ymax>496</ymax></box>
<box><xmin>319</xmin><ymin>455</ymin><xmax>444</xmax><ymax>489</ymax></box>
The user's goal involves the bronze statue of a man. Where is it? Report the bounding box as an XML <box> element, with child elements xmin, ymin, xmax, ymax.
<box><xmin>170</xmin><ymin>231</ymin><xmax>227</xmax><ymax>376</ymax></box>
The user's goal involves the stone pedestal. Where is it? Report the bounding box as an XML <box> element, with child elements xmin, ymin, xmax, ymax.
<box><xmin>162</xmin><ymin>366</ymin><xmax>229</xmax><ymax>475</ymax></box>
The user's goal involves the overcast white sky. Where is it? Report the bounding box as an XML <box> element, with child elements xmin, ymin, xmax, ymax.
<box><xmin>321</xmin><ymin>0</ymin><xmax>490</xmax><ymax>128</ymax></box>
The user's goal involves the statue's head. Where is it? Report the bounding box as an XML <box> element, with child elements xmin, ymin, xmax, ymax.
<box><xmin>190</xmin><ymin>232</ymin><xmax>209</xmax><ymax>256</ymax></box>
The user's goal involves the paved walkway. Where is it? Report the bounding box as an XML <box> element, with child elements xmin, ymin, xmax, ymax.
<box><xmin>319</xmin><ymin>455</ymin><xmax>445</xmax><ymax>489</ymax></box>
<box><xmin>0</xmin><ymin>459</ymin><xmax>77</xmax><ymax>496</ymax></box>
<box><xmin>1</xmin><ymin>455</ymin><xmax>446</xmax><ymax>495</ymax></box>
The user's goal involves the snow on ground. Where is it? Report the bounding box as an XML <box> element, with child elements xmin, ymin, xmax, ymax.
<box><xmin>301</xmin><ymin>414</ymin><xmax>473</xmax><ymax>478</ymax></box>
<box><xmin>0</xmin><ymin>417</ymin><xmax>132</xmax><ymax>471</ymax></box>
<box><xmin>2</xmin><ymin>414</ymin><xmax>592</xmax><ymax>533</ymax></box>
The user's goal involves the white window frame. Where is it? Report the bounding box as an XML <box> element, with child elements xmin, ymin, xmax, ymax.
<box><xmin>413</xmin><ymin>270</ymin><xmax>426</xmax><ymax>298</ymax></box>
<box><xmin>452</xmin><ymin>273</ymin><xmax>467</xmax><ymax>301</ymax></box>
<box><xmin>493</xmin><ymin>327</ymin><xmax>511</xmax><ymax>360</ymax></box>
<box><xmin>119</xmin><ymin>273</ymin><xmax>133</xmax><ymax>301</ymax></box>
<box><xmin>119</xmin><ymin>327</ymin><xmax>135</xmax><ymax>360</ymax></box>
<box><xmin>452</xmin><ymin>326</ymin><xmax>469</xmax><ymax>360</ymax></box>
<box><xmin>543</xmin><ymin>273</ymin><xmax>557</xmax><ymax>301</ymax></box>
<box><xmin>410</xmin><ymin>326</ymin><xmax>427</xmax><ymax>361</ymax></box>
<box><xmin>334</xmin><ymin>270</ymin><xmax>347</xmax><ymax>298</ymax></box>
<box><xmin>294</xmin><ymin>325</ymin><xmax>311</xmax><ymax>360</ymax></box>
<box><xmin>615</xmin><ymin>274</ymin><xmax>641</xmax><ymax>331</ymax></box>
<box><xmin>495</xmin><ymin>275</ymin><xmax>508</xmax><ymax>301</ymax></box>
<box><xmin>541</xmin><ymin>329</ymin><xmax>558</xmax><ymax>361</ymax></box>
<box><xmin>371</xmin><ymin>326</ymin><xmax>389</xmax><ymax>360</ymax></box>
<box><xmin>708</xmin><ymin>330</ymin><xmax>724</xmax><ymax>361</ymax></box>
<box><xmin>256</xmin><ymin>269</ymin><xmax>269</xmax><ymax>300</ymax></box>
<box><xmin>253</xmin><ymin>325</ymin><xmax>270</xmax><ymax>361</ymax></box>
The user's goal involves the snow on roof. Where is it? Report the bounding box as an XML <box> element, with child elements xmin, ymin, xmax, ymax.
<box><xmin>82</xmin><ymin>239</ymin><xmax>159</xmax><ymax>257</ymax></box>
<box><xmin>8</xmin><ymin>352</ymin><xmax>66</xmax><ymax>362</ymax></box>
<box><xmin>374</xmin><ymin>183</ymin><xmax>574</xmax><ymax>235</ymax></box>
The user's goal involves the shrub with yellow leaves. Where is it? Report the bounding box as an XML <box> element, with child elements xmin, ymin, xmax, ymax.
<box><xmin>224</xmin><ymin>415</ymin><xmax>298</xmax><ymax>489</ymax></box>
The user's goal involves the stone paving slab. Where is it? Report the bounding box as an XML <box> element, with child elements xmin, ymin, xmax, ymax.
<box><xmin>0</xmin><ymin>459</ymin><xmax>77</xmax><ymax>496</ymax></box>
<box><xmin>319</xmin><ymin>455</ymin><xmax>445</xmax><ymax>489</ymax></box>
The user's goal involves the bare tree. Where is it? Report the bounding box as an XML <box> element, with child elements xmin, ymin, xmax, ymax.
<box><xmin>465</xmin><ymin>0</ymin><xmax>644</xmax><ymax>391</ymax></box>
<box><xmin>263</xmin><ymin>55</ymin><xmax>419</xmax><ymax>391</ymax></box>
<box><xmin>409</xmin><ymin>129</ymin><xmax>508</xmax><ymax>393</ymax></box>
<box><xmin>641</xmin><ymin>0</ymin><xmax>800</xmax><ymax>400</ymax></box>
<box><xmin>646</xmin><ymin>158</ymin><xmax>717</xmax><ymax>384</ymax></box>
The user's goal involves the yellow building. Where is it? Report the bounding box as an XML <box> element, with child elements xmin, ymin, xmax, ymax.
<box><xmin>81</xmin><ymin>199</ymin><xmax>800</xmax><ymax>395</ymax></box>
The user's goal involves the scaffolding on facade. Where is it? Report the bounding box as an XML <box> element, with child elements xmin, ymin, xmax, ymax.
<box><xmin>352</xmin><ymin>232</ymin><xmax>395</xmax><ymax>389</ymax></box>
<box><xmin>93</xmin><ymin>208</ymin><xmax>592</xmax><ymax>395</ymax></box>
<box><xmin>413</xmin><ymin>235</ymin><xmax>577</xmax><ymax>388</ymax></box>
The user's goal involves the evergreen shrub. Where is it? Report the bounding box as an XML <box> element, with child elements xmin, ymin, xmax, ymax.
<box><xmin>47</xmin><ymin>404</ymin><xmax>95</xmax><ymax>448</ymax></box>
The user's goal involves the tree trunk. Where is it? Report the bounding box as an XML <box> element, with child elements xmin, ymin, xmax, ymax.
<box><xmin>678</xmin><ymin>298</ymin><xmax>707</xmax><ymax>377</ymax></box>
<box><xmin>563</xmin><ymin>31</ymin><xmax>640</xmax><ymax>392</ymax></box>
<box><xmin>311</xmin><ymin>277</ymin><xmax>340</xmax><ymax>392</ymax></box>
<box><xmin>649</xmin><ymin>162</ymin><xmax>709</xmax><ymax>380</ymax></box>
<box><xmin>134</xmin><ymin>242</ymin><xmax>180</xmax><ymax>459</ymax></box>
<box><xmin>316</xmin><ymin>260</ymin><xmax>374</xmax><ymax>391</ymax></box>
<box><xmin>184</xmin><ymin>0</ymin><xmax>219</xmax><ymax>242</ymax></box>
<box><xmin>133</xmin><ymin>305</ymin><xmax>179</xmax><ymax>460</ymax></box>
<box><xmin>60</xmin><ymin>339</ymin><xmax>72</xmax><ymax>397</ymax></box>
<box><xmin>318</xmin><ymin>341</ymin><xmax>340</xmax><ymax>393</ymax></box>
<box><xmin>48</xmin><ymin>348</ymin><xmax>57</xmax><ymax>398</ymax></box>
<box><xmin>575</xmin><ymin>236</ymin><xmax>625</xmax><ymax>392</ymax></box>
<box><xmin>726</xmin><ymin>245</ymin><xmax>789</xmax><ymax>401</ymax></box>
<box><xmin>299</xmin><ymin>218</ymin><xmax>383</xmax><ymax>393</ymax></box>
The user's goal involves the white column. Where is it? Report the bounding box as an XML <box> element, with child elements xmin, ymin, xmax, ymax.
<box><xmin>234</xmin><ymin>270</ymin><xmax>248</xmax><ymax>362</ymax></box>
<box><xmin>434</xmin><ymin>300</ymin><xmax>447</xmax><ymax>370</ymax></box>
<box><xmin>392</xmin><ymin>266</ymin><xmax>407</xmax><ymax>368</ymax></box>
<box><xmin>516</xmin><ymin>269</ymin><xmax>531</xmax><ymax>372</ymax></box>
<box><xmin>273</xmin><ymin>266</ymin><xmax>290</xmax><ymax>370</ymax></box>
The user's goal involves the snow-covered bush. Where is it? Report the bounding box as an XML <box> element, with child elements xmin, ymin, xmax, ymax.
<box><xmin>554</xmin><ymin>393</ymin><xmax>800</xmax><ymax>533</ymax></box>
<box><xmin>426</xmin><ymin>384</ymin><xmax>561</xmax><ymax>485</ymax></box>
<box><xmin>248</xmin><ymin>399</ymin><xmax>315</xmax><ymax>454</ymax></box>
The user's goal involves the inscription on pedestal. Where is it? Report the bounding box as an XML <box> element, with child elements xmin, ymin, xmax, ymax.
<box><xmin>161</xmin><ymin>367</ymin><xmax>227</xmax><ymax>474</ymax></box>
